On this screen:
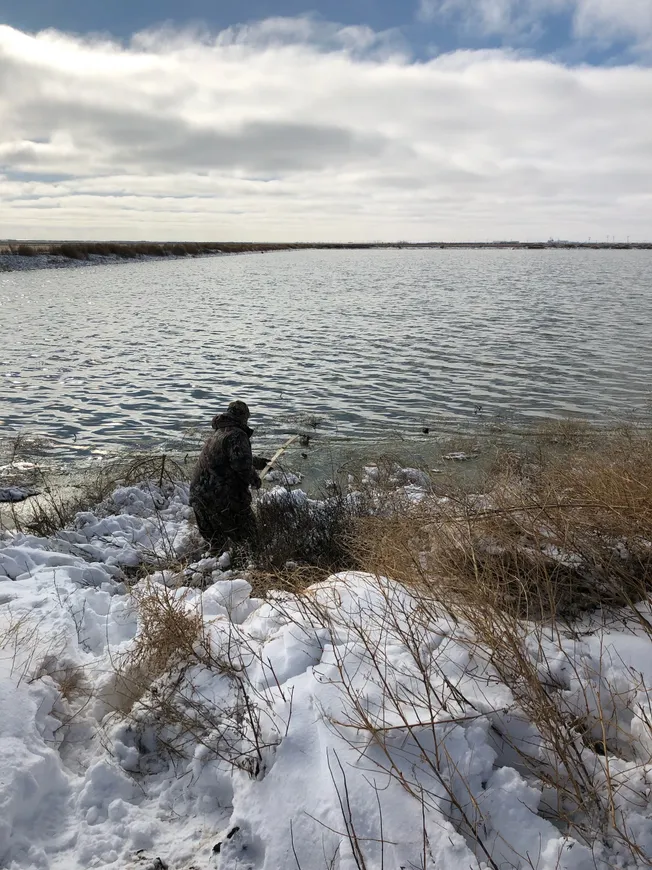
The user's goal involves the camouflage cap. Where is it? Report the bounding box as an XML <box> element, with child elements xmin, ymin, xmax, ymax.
<box><xmin>227</xmin><ymin>400</ymin><xmax>251</xmax><ymax>421</ymax></box>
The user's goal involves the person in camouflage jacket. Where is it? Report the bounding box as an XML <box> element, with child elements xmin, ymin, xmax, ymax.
<box><xmin>189</xmin><ymin>400</ymin><xmax>269</xmax><ymax>553</ymax></box>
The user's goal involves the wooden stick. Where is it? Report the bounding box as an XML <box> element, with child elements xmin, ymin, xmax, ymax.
<box><xmin>257</xmin><ymin>434</ymin><xmax>301</xmax><ymax>483</ymax></box>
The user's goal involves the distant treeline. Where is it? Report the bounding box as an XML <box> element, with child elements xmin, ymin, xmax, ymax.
<box><xmin>2</xmin><ymin>240</ymin><xmax>651</xmax><ymax>259</ymax></box>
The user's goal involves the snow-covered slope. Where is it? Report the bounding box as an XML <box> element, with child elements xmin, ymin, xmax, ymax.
<box><xmin>1</xmin><ymin>481</ymin><xmax>652</xmax><ymax>870</ymax></box>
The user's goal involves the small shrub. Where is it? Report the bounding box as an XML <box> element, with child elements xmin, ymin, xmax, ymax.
<box><xmin>30</xmin><ymin>656</ymin><xmax>87</xmax><ymax>702</ymax></box>
<box><xmin>113</xmin><ymin>582</ymin><xmax>281</xmax><ymax>777</ymax></box>
<box><xmin>130</xmin><ymin>582</ymin><xmax>202</xmax><ymax>678</ymax></box>
<box><xmin>54</xmin><ymin>243</ymin><xmax>88</xmax><ymax>260</ymax></box>
<box><xmin>254</xmin><ymin>487</ymin><xmax>361</xmax><ymax>572</ymax></box>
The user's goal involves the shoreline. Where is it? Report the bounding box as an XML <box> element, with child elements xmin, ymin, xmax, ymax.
<box><xmin>2</xmin><ymin>239</ymin><xmax>651</xmax><ymax>273</ymax></box>
<box><xmin>0</xmin><ymin>248</ymin><xmax>251</xmax><ymax>274</ymax></box>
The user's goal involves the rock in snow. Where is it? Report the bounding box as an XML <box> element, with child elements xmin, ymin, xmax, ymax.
<box><xmin>1</xmin><ymin>478</ymin><xmax>652</xmax><ymax>869</ymax></box>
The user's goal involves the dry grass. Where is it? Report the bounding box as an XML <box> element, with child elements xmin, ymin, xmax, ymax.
<box><xmin>1</xmin><ymin>611</ymin><xmax>89</xmax><ymax>707</ymax></box>
<box><xmin>110</xmin><ymin>581</ymin><xmax>287</xmax><ymax>777</ymax></box>
<box><xmin>3</xmin><ymin>450</ymin><xmax>189</xmax><ymax>538</ymax></box>
<box><xmin>30</xmin><ymin>656</ymin><xmax>87</xmax><ymax>702</ymax></box>
<box><xmin>353</xmin><ymin>425</ymin><xmax>652</xmax><ymax>621</ymax></box>
<box><xmin>98</xmin><ymin>582</ymin><xmax>204</xmax><ymax>718</ymax></box>
<box><xmin>254</xmin><ymin>485</ymin><xmax>364</xmax><ymax>572</ymax></box>
<box><xmin>129</xmin><ymin>581</ymin><xmax>203</xmax><ymax>679</ymax></box>
<box><xmin>247</xmin><ymin>564</ymin><xmax>332</xmax><ymax>597</ymax></box>
<box><xmin>331</xmin><ymin>425</ymin><xmax>652</xmax><ymax>864</ymax></box>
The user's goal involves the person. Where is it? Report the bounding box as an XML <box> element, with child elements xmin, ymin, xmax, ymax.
<box><xmin>189</xmin><ymin>400</ymin><xmax>269</xmax><ymax>554</ymax></box>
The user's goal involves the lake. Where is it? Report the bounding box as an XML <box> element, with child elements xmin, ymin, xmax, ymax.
<box><xmin>1</xmin><ymin>248</ymin><xmax>651</xmax><ymax>465</ymax></box>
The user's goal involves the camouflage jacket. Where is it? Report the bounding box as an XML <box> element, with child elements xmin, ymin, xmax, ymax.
<box><xmin>190</xmin><ymin>413</ymin><xmax>261</xmax><ymax>506</ymax></box>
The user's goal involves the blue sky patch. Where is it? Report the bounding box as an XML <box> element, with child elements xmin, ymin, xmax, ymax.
<box><xmin>0</xmin><ymin>0</ymin><xmax>647</xmax><ymax>62</ymax></box>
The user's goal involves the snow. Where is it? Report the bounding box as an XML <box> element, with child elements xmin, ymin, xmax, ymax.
<box><xmin>443</xmin><ymin>451</ymin><xmax>478</xmax><ymax>461</ymax></box>
<box><xmin>0</xmin><ymin>254</ymin><xmax>94</xmax><ymax>272</ymax></box>
<box><xmin>0</xmin><ymin>250</ymin><xmax>234</xmax><ymax>274</ymax></box>
<box><xmin>1</xmin><ymin>477</ymin><xmax>652</xmax><ymax>869</ymax></box>
<box><xmin>262</xmin><ymin>469</ymin><xmax>302</xmax><ymax>486</ymax></box>
<box><xmin>0</xmin><ymin>486</ymin><xmax>38</xmax><ymax>502</ymax></box>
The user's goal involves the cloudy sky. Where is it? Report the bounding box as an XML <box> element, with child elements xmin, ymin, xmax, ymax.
<box><xmin>0</xmin><ymin>0</ymin><xmax>651</xmax><ymax>241</ymax></box>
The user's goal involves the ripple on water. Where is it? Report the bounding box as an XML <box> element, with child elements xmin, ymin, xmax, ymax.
<box><xmin>1</xmin><ymin>248</ymin><xmax>651</xmax><ymax>455</ymax></box>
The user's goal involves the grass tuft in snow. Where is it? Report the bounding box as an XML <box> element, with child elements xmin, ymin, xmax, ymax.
<box><xmin>2</xmin><ymin>448</ymin><xmax>189</xmax><ymax>538</ymax></box>
<box><xmin>130</xmin><ymin>582</ymin><xmax>203</xmax><ymax>679</ymax></box>
<box><xmin>112</xmin><ymin>582</ymin><xmax>286</xmax><ymax>779</ymax></box>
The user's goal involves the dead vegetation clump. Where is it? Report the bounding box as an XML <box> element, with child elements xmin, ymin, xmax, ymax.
<box><xmin>353</xmin><ymin>425</ymin><xmax>652</xmax><ymax>621</ymax></box>
<box><xmin>4</xmin><ymin>451</ymin><xmax>189</xmax><ymax>538</ymax></box>
<box><xmin>30</xmin><ymin>656</ymin><xmax>87</xmax><ymax>702</ymax></box>
<box><xmin>109</xmin><ymin>581</ymin><xmax>284</xmax><ymax>777</ymax></box>
<box><xmin>248</xmin><ymin>454</ymin><xmax>433</xmax><ymax>586</ymax></box>
<box><xmin>128</xmin><ymin>581</ymin><xmax>203</xmax><ymax>679</ymax></box>
<box><xmin>98</xmin><ymin>581</ymin><xmax>204</xmax><ymax>718</ymax></box>
<box><xmin>254</xmin><ymin>486</ymin><xmax>363</xmax><ymax>573</ymax></box>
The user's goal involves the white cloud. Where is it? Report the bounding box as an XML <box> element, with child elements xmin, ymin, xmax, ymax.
<box><xmin>418</xmin><ymin>0</ymin><xmax>558</xmax><ymax>38</ymax></box>
<box><xmin>0</xmin><ymin>20</ymin><xmax>651</xmax><ymax>241</ymax></box>
<box><xmin>572</xmin><ymin>0</ymin><xmax>652</xmax><ymax>47</ymax></box>
<box><xmin>418</xmin><ymin>0</ymin><xmax>652</xmax><ymax>53</ymax></box>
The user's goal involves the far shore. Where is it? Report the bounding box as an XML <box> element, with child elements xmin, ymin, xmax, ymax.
<box><xmin>1</xmin><ymin>237</ymin><xmax>651</xmax><ymax>273</ymax></box>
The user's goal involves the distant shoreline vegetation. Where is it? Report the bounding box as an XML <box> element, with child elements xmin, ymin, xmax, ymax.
<box><xmin>1</xmin><ymin>239</ymin><xmax>651</xmax><ymax>262</ymax></box>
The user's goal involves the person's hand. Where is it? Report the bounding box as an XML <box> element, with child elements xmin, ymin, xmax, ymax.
<box><xmin>253</xmin><ymin>456</ymin><xmax>271</xmax><ymax>471</ymax></box>
<box><xmin>252</xmin><ymin>473</ymin><xmax>262</xmax><ymax>490</ymax></box>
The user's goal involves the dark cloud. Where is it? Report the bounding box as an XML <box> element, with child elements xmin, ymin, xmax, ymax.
<box><xmin>114</xmin><ymin>119</ymin><xmax>387</xmax><ymax>172</ymax></box>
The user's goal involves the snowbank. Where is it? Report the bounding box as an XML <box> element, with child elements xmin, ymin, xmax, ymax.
<box><xmin>1</xmin><ymin>479</ymin><xmax>652</xmax><ymax>869</ymax></box>
<box><xmin>0</xmin><ymin>250</ymin><xmax>234</xmax><ymax>273</ymax></box>
<box><xmin>0</xmin><ymin>253</ymin><xmax>94</xmax><ymax>272</ymax></box>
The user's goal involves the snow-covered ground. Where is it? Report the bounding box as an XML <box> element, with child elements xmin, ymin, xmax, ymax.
<box><xmin>0</xmin><ymin>250</ymin><xmax>244</xmax><ymax>273</ymax></box>
<box><xmin>0</xmin><ymin>485</ymin><xmax>38</xmax><ymax>502</ymax></box>
<box><xmin>0</xmin><ymin>253</ymin><xmax>95</xmax><ymax>272</ymax></box>
<box><xmin>2</xmin><ymin>478</ymin><xmax>652</xmax><ymax>869</ymax></box>
<box><xmin>0</xmin><ymin>253</ymin><xmax>229</xmax><ymax>273</ymax></box>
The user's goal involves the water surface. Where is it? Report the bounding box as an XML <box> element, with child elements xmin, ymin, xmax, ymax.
<box><xmin>1</xmin><ymin>248</ymin><xmax>651</xmax><ymax>461</ymax></box>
